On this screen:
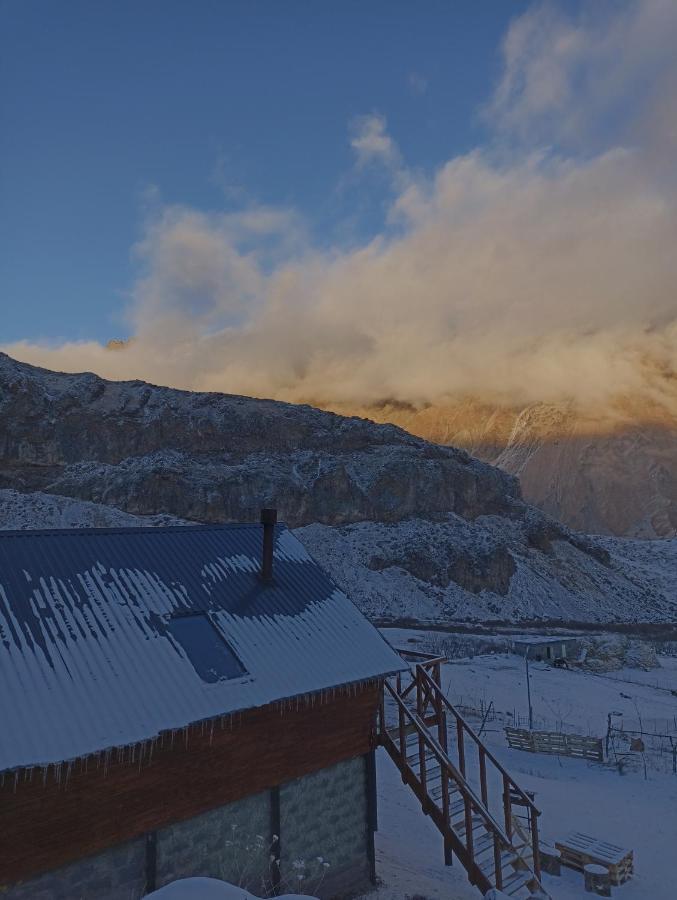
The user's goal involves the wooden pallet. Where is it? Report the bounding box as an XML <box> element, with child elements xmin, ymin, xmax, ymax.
<box><xmin>555</xmin><ymin>831</ymin><xmax>633</xmax><ymax>885</ymax></box>
<box><xmin>505</xmin><ymin>727</ymin><xmax>604</xmax><ymax>762</ymax></box>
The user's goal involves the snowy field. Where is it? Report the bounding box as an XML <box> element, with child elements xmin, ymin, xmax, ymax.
<box><xmin>367</xmin><ymin>629</ymin><xmax>677</xmax><ymax>900</ymax></box>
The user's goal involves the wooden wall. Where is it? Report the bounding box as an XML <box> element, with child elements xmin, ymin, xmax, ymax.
<box><xmin>0</xmin><ymin>681</ymin><xmax>381</xmax><ymax>885</ymax></box>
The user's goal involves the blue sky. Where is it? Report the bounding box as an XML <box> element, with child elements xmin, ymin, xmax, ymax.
<box><xmin>3</xmin><ymin>1</ymin><xmax>676</xmax><ymax>414</ymax></box>
<box><xmin>1</xmin><ymin>0</ymin><xmax>565</xmax><ymax>344</ymax></box>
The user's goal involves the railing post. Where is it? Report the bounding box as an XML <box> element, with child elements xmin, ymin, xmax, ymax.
<box><xmin>398</xmin><ymin>700</ymin><xmax>407</xmax><ymax>768</ymax></box>
<box><xmin>457</xmin><ymin>718</ymin><xmax>466</xmax><ymax>778</ymax></box>
<box><xmin>502</xmin><ymin>773</ymin><xmax>512</xmax><ymax>840</ymax></box>
<box><xmin>436</xmin><ymin>683</ymin><xmax>448</xmax><ymax>754</ymax></box>
<box><xmin>416</xmin><ymin>672</ymin><xmax>427</xmax><ymax>792</ymax></box>
<box><xmin>443</xmin><ymin>782</ymin><xmax>453</xmax><ymax>868</ymax></box>
<box><xmin>479</xmin><ymin>745</ymin><xmax>488</xmax><ymax>808</ymax></box>
<box><xmin>418</xmin><ymin>731</ymin><xmax>427</xmax><ymax>793</ymax></box>
<box><xmin>493</xmin><ymin>833</ymin><xmax>503</xmax><ymax>890</ymax></box>
<box><xmin>378</xmin><ymin>683</ymin><xmax>385</xmax><ymax>743</ymax></box>
<box><xmin>464</xmin><ymin>792</ymin><xmax>474</xmax><ymax>864</ymax></box>
<box><xmin>531</xmin><ymin>811</ymin><xmax>541</xmax><ymax>880</ymax></box>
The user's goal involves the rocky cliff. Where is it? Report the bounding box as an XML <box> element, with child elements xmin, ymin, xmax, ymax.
<box><xmin>2</xmin><ymin>353</ymin><xmax>676</xmax><ymax>624</ymax></box>
<box><xmin>0</xmin><ymin>353</ymin><xmax>514</xmax><ymax>527</ymax></box>
<box><xmin>326</xmin><ymin>398</ymin><xmax>677</xmax><ymax>539</ymax></box>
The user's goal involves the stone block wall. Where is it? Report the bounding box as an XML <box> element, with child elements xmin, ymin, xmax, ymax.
<box><xmin>1</xmin><ymin>836</ymin><xmax>146</xmax><ymax>900</ymax></box>
<box><xmin>279</xmin><ymin>756</ymin><xmax>371</xmax><ymax>897</ymax></box>
<box><xmin>156</xmin><ymin>790</ymin><xmax>271</xmax><ymax>894</ymax></box>
<box><xmin>3</xmin><ymin>755</ymin><xmax>372</xmax><ymax>900</ymax></box>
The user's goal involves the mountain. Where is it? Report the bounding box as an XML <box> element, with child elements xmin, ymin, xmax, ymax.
<box><xmin>324</xmin><ymin>399</ymin><xmax>677</xmax><ymax>539</ymax></box>
<box><xmin>2</xmin><ymin>352</ymin><xmax>676</xmax><ymax>625</ymax></box>
<box><xmin>0</xmin><ymin>353</ymin><xmax>511</xmax><ymax>527</ymax></box>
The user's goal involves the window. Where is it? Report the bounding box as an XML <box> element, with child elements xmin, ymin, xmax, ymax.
<box><xmin>166</xmin><ymin>613</ymin><xmax>247</xmax><ymax>683</ymax></box>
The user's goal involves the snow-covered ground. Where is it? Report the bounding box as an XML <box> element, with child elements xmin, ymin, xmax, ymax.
<box><xmin>367</xmin><ymin>632</ymin><xmax>677</xmax><ymax>900</ymax></box>
<box><xmin>147</xmin><ymin>878</ymin><xmax>314</xmax><ymax>900</ymax></box>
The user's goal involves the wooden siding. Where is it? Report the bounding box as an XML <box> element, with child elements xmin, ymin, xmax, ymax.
<box><xmin>0</xmin><ymin>682</ymin><xmax>380</xmax><ymax>886</ymax></box>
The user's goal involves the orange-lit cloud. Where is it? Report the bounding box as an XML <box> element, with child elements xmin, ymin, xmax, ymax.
<box><xmin>6</xmin><ymin>1</ymin><xmax>677</xmax><ymax>418</ymax></box>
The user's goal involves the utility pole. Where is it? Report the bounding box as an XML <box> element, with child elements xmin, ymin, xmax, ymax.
<box><xmin>525</xmin><ymin>651</ymin><xmax>533</xmax><ymax>730</ymax></box>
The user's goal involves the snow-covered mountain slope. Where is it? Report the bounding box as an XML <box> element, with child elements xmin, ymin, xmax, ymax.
<box><xmin>296</xmin><ymin>517</ymin><xmax>677</xmax><ymax>625</ymax></box>
<box><xmin>2</xmin><ymin>353</ymin><xmax>675</xmax><ymax>624</ymax></box>
<box><xmin>328</xmin><ymin>399</ymin><xmax>677</xmax><ymax>539</ymax></box>
<box><xmin>0</xmin><ymin>489</ymin><xmax>185</xmax><ymax>529</ymax></box>
<box><xmin>3</xmin><ymin>489</ymin><xmax>676</xmax><ymax>626</ymax></box>
<box><xmin>0</xmin><ymin>353</ymin><xmax>513</xmax><ymax>527</ymax></box>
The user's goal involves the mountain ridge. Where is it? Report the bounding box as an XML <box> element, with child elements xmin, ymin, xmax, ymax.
<box><xmin>2</xmin><ymin>353</ymin><xmax>676</xmax><ymax>624</ymax></box>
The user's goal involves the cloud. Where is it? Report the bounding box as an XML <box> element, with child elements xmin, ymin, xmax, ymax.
<box><xmin>350</xmin><ymin>113</ymin><xmax>401</xmax><ymax>170</ymax></box>
<box><xmin>486</xmin><ymin>0</ymin><xmax>677</xmax><ymax>155</ymax></box>
<box><xmin>6</xmin><ymin>1</ymin><xmax>677</xmax><ymax>420</ymax></box>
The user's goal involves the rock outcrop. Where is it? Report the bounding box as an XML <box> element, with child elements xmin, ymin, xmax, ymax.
<box><xmin>2</xmin><ymin>353</ymin><xmax>676</xmax><ymax>623</ymax></box>
<box><xmin>326</xmin><ymin>398</ymin><xmax>677</xmax><ymax>539</ymax></box>
<box><xmin>0</xmin><ymin>353</ymin><xmax>514</xmax><ymax>528</ymax></box>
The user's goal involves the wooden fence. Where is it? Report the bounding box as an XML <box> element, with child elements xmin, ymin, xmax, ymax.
<box><xmin>505</xmin><ymin>727</ymin><xmax>604</xmax><ymax>762</ymax></box>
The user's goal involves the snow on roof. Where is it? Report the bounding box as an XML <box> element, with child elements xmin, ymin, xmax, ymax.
<box><xmin>0</xmin><ymin>524</ymin><xmax>405</xmax><ymax>772</ymax></box>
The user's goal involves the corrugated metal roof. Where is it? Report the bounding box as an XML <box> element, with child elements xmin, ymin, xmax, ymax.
<box><xmin>0</xmin><ymin>524</ymin><xmax>405</xmax><ymax>772</ymax></box>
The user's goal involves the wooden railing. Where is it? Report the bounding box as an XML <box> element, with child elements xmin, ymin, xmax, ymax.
<box><xmin>379</xmin><ymin>679</ymin><xmax>513</xmax><ymax>893</ymax></box>
<box><xmin>378</xmin><ymin>654</ymin><xmax>546</xmax><ymax>896</ymax></box>
<box><xmin>415</xmin><ymin>664</ymin><xmax>542</xmax><ymax>881</ymax></box>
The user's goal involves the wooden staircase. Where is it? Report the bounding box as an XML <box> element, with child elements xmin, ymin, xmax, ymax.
<box><xmin>378</xmin><ymin>652</ymin><xmax>550</xmax><ymax>898</ymax></box>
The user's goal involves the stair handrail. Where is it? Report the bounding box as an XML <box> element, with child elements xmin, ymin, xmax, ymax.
<box><xmin>383</xmin><ymin>679</ymin><xmax>513</xmax><ymax>848</ymax></box>
<box><xmin>416</xmin><ymin>665</ymin><xmax>540</xmax><ymax>815</ymax></box>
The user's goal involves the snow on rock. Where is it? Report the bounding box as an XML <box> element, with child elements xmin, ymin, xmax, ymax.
<box><xmin>3</xmin><ymin>354</ymin><xmax>677</xmax><ymax>625</ymax></box>
<box><xmin>297</xmin><ymin>516</ymin><xmax>677</xmax><ymax>624</ymax></box>
<box><xmin>0</xmin><ymin>352</ymin><xmax>515</xmax><ymax>528</ymax></box>
<box><xmin>146</xmin><ymin>877</ymin><xmax>316</xmax><ymax>900</ymax></box>
<box><xmin>0</xmin><ymin>488</ymin><xmax>187</xmax><ymax>529</ymax></box>
<box><xmin>3</xmin><ymin>488</ymin><xmax>677</xmax><ymax>625</ymax></box>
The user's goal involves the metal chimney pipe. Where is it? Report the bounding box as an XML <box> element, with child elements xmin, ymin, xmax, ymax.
<box><xmin>260</xmin><ymin>508</ymin><xmax>277</xmax><ymax>582</ymax></box>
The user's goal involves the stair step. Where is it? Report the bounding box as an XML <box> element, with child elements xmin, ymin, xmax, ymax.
<box><xmin>384</xmin><ymin>682</ymin><xmax>543</xmax><ymax>898</ymax></box>
<box><xmin>451</xmin><ymin>815</ymin><xmax>489</xmax><ymax>838</ymax></box>
<box><xmin>502</xmin><ymin>868</ymin><xmax>535</xmax><ymax>896</ymax></box>
<box><xmin>429</xmin><ymin>782</ymin><xmax>461</xmax><ymax>802</ymax></box>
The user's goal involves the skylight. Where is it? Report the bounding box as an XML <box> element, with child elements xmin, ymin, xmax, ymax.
<box><xmin>166</xmin><ymin>613</ymin><xmax>247</xmax><ymax>683</ymax></box>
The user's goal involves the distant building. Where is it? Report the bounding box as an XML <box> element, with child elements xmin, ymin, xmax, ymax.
<box><xmin>511</xmin><ymin>636</ymin><xmax>579</xmax><ymax>662</ymax></box>
<box><xmin>0</xmin><ymin>513</ymin><xmax>405</xmax><ymax>900</ymax></box>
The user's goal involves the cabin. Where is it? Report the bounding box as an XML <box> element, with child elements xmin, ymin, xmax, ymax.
<box><xmin>511</xmin><ymin>636</ymin><xmax>579</xmax><ymax>662</ymax></box>
<box><xmin>0</xmin><ymin>512</ymin><xmax>406</xmax><ymax>900</ymax></box>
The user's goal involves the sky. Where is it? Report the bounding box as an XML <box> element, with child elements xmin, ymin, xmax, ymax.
<box><xmin>2</xmin><ymin>0</ymin><xmax>534</xmax><ymax>343</ymax></box>
<box><xmin>3</xmin><ymin>1</ymin><xmax>677</xmax><ymax>415</ymax></box>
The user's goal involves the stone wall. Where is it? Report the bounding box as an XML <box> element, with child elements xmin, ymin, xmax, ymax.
<box><xmin>156</xmin><ymin>791</ymin><xmax>271</xmax><ymax>894</ymax></box>
<box><xmin>2</xmin><ymin>755</ymin><xmax>373</xmax><ymax>900</ymax></box>
<box><xmin>280</xmin><ymin>757</ymin><xmax>371</xmax><ymax>898</ymax></box>
<box><xmin>1</xmin><ymin>836</ymin><xmax>146</xmax><ymax>900</ymax></box>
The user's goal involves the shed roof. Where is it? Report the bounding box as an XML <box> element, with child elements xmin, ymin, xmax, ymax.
<box><xmin>0</xmin><ymin>524</ymin><xmax>405</xmax><ymax>772</ymax></box>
